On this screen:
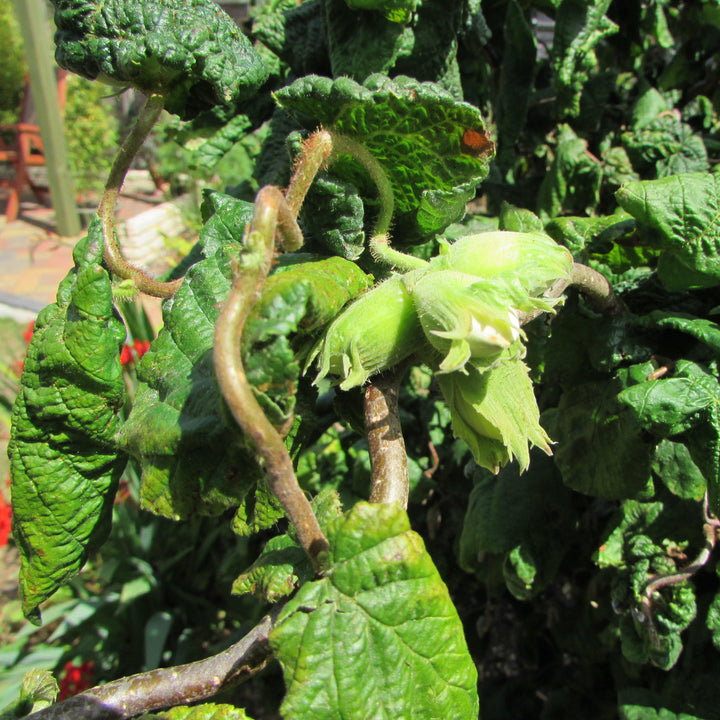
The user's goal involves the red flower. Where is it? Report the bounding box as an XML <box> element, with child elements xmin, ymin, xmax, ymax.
<box><xmin>133</xmin><ymin>339</ymin><xmax>150</xmax><ymax>360</ymax></box>
<box><xmin>0</xmin><ymin>494</ymin><xmax>11</xmax><ymax>547</ymax></box>
<box><xmin>120</xmin><ymin>339</ymin><xmax>151</xmax><ymax>368</ymax></box>
<box><xmin>120</xmin><ymin>345</ymin><xmax>134</xmax><ymax>367</ymax></box>
<box><xmin>23</xmin><ymin>320</ymin><xmax>35</xmax><ymax>345</ymax></box>
<box><xmin>58</xmin><ymin>660</ymin><xmax>94</xmax><ymax>701</ymax></box>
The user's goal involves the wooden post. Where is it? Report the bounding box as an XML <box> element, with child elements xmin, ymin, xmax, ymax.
<box><xmin>12</xmin><ymin>0</ymin><xmax>81</xmax><ymax>237</ymax></box>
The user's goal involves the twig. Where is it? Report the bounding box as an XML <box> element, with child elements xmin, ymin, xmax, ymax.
<box><xmin>98</xmin><ymin>93</ymin><xmax>182</xmax><ymax>299</ymax></box>
<box><xmin>25</xmin><ymin>609</ymin><xmax>279</xmax><ymax>720</ymax></box>
<box><xmin>365</xmin><ymin>371</ymin><xmax>410</xmax><ymax>509</ymax></box>
<box><xmin>639</xmin><ymin>507</ymin><xmax>717</xmax><ymax>648</ymax></box>
<box><xmin>213</xmin><ymin>187</ymin><xmax>328</xmax><ymax>572</ymax></box>
<box><xmin>518</xmin><ymin>262</ymin><xmax>623</xmax><ymax>325</ymax></box>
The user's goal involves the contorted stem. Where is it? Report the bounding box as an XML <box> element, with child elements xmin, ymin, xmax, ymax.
<box><xmin>214</xmin><ymin>187</ymin><xmax>328</xmax><ymax>572</ymax></box>
<box><xmin>98</xmin><ymin>93</ymin><xmax>182</xmax><ymax>298</ymax></box>
<box><xmin>329</xmin><ymin>133</ymin><xmax>427</xmax><ymax>272</ymax></box>
<box><xmin>25</xmin><ymin>608</ymin><xmax>280</xmax><ymax>720</ymax></box>
<box><xmin>365</xmin><ymin>370</ymin><xmax>410</xmax><ymax>509</ymax></box>
<box><xmin>285</xmin><ymin>129</ymin><xmax>333</xmax><ymax>218</ymax></box>
<box><xmin>638</xmin><ymin>495</ymin><xmax>718</xmax><ymax>648</ymax></box>
<box><xmin>518</xmin><ymin>262</ymin><xmax>623</xmax><ymax>325</ymax></box>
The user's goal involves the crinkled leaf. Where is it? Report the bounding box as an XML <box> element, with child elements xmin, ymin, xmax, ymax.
<box><xmin>549</xmin><ymin>381</ymin><xmax>654</xmax><ymax>499</ymax></box>
<box><xmin>299</xmin><ymin>171</ymin><xmax>366</xmax><ymax>260</ymax></box>
<box><xmin>623</xmin><ymin>118</ymin><xmax>708</xmax><ymax>179</ymax></box>
<box><xmin>232</xmin><ymin>481</ymin><xmax>285</xmax><ymax>537</ymax></box>
<box><xmin>537</xmin><ymin>124</ymin><xmax>603</xmax><ymax>221</ymax></box>
<box><xmin>275</xmin><ymin>73</ymin><xmax>494</xmax><ymax>243</ymax></box>
<box><xmin>616</xmin><ymin>173</ymin><xmax>720</xmax><ymax>290</ymax></box>
<box><xmin>271</xmin><ymin>502</ymin><xmax>479</xmax><ymax>719</ymax></box>
<box><xmin>252</xmin><ymin>0</ymin><xmax>330</xmax><ymax>78</ymax></box>
<box><xmin>51</xmin><ymin>0</ymin><xmax>269</xmax><ymax>119</ymax></box>
<box><xmin>544</xmin><ymin>211</ymin><xmax>636</xmax><ymax>258</ymax></box>
<box><xmin>166</xmin><ymin>110</ymin><xmax>254</xmax><ymax>171</ymax></box>
<box><xmin>325</xmin><ymin>0</ymin><xmax>463</xmax><ymax>98</ymax></box>
<box><xmin>143</xmin><ymin>703</ymin><xmax>254</xmax><ymax>719</ymax></box>
<box><xmin>233</xmin><ymin>489</ymin><xmax>342</xmax><ymax>603</ymax></box>
<box><xmin>232</xmin><ymin>534</ymin><xmax>309</xmax><ymax>602</ymax></box>
<box><xmin>618</xmin><ymin>688</ymin><xmax>705</xmax><ymax>720</ymax></box>
<box><xmin>8</xmin><ymin>220</ymin><xmax>127</xmax><ymax>622</ymax></box>
<box><xmin>119</xmin><ymin>198</ymin><xmax>371</xmax><ymax>519</ymax></box>
<box><xmin>636</xmin><ymin>310</ymin><xmax>720</xmax><ymax>356</ymax></box>
<box><xmin>343</xmin><ymin>0</ymin><xmax>418</xmax><ymax>24</ymax></box>
<box><xmin>552</xmin><ymin>0</ymin><xmax>618</xmax><ymax>118</ymax></box>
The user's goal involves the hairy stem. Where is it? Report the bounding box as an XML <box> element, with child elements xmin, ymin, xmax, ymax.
<box><xmin>327</xmin><ymin>132</ymin><xmax>425</xmax><ymax>272</ymax></box>
<box><xmin>365</xmin><ymin>370</ymin><xmax>410</xmax><ymax>509</ymax></box>
<box><xmin>285</xmin><ymin>129</ymin><xmax>333</xmax><ymax>218</ymax></box>
<box><xmin>99</xmin><ymin>93</ymin><xmax>182</xmax><ymax>298</ymax></box>
<box><xmin>25</xmin><ymin>609</ymin><xmax>279</xmax><ymax>720</ymax></box>
<box><xmin>213</xmin><ymin>187</ymin><xmax>328</xmax><ymax>571</ymax></box>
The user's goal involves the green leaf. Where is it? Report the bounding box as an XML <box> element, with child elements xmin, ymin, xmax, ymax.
<box><xmin>652</xmin><ymin>440</ymin><xmax>706</xmax><ymax>501</ymax></box>
<box><xmin>119</xmin><ymin>198</ymin><xmax>371</xmax><ymax>519</ymax></box>
<box><xmin>618</xmin><ymin>688</ymin><xmax>705</xmax><ymax>719</ymax></box>
<box><xmin>143</xmin><ymin>703</ymin><xmax>255</xmax><ymax>719</ymax></box>
<box><xmin>252</xmin><ymin>0</ymin><xmax>329</xmax><ymax>78</ymax></box>
<box><xmin>622</xmin><ymin>117</ymin><xmax>709</xmax><ymax>179</ymax></box>
<box><xmin>299</xmin><ymin>171</ymin><xmax>366</xmax><ymax>260</ymax></box>
<box><xmin>537</xmin><ymin>124</ymin><xmax>603</xmax><ymax>221</ymax></box>
<box><xmin>497</xmin><ymin>202</ymin><xmax>544</xmax><ymax>234</ymax></box>
<box><xmin>271</xmin><ymin>502</ymin><xmax>479</xmax><ymax>719</ymax></box>
<box><xmin>51</xmin><ymin>0</ymin><xmax>269</xmax><ymax>119</ymax></box>
<box><xmin>495</xmin><ymin>1</ymin><xmax>536</xmax><ymax>167</ymax></box>
<box><xmin>544</xmin><ymin>211</ymin><xmax>636</xmax><ymax>258</ymax></box>
<box><xmin>275</xmin><ymin>73</ymin><xmax>494</xmax><ymax>243</ymax></box>
<box><xmin>552</xmin><ymin>0</ymin><xmax>618</xmax><ymax>118</ymax></box>
<box><xmin>616</xmin><ymin>172</ymin><xmax>720</xmax><ymax>290</ymax></box>
<box><xmin>9</xmin><ymin>220</ymin><xmax>127</xmax><ymax>622</ymax></box>
<box><xmin>459</xmin><ymin>456</ymin><xmax>574</xmax><ymax>598</ymax></box>
<box><xmin>549</xmin><ymin>381</ymin><xmax>654</xmax><ymax>499</ymax></box>
<box><xmin>343</xmin><ymin>0</ymin><xmax>419</xmax><ymax>24</ymax></box>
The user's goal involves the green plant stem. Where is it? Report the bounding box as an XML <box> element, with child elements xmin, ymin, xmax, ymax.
<box><xmin>24</xmin><ymin>608</ymin><xmax>280</xmax><ymax>720</ymax></box>
<box><xmin>328</xmin><ymin>132</ymin><xmax>427</xmax><ymax>272</ymax></box>
<box><xmin>213</xmin><ymin>187</ymin><xmax>328</xmax><ymax>572</ymax></box>
<box><xmin>365</xmin><ymin>369</ymin><xmax>410</xmax><ymax>509</ymax></box>
<box><xmin>285</xmin><ymin>129</ymin><xmax>333</xmax><ymax>218</ymax></box>
<box><xmin>98</xmin><ymin>93</ymin><xmax>182</xmax><ymax>298</ymax></box>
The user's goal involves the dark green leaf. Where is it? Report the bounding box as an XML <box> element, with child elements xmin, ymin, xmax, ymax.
<box><xmin>537</xmin><ymin>124</ymin><xmax>603</xmax><ymax>221</ymax></box>
<box><xmin>51</xmin><ymin>0</ymin><xmax>269</xmax><ymax>119</ymax></box>
<box><xmin>618</xmin><ymin>688</ymin><xmax>705</xmax><ymax>720</ymax></box>
<box><xmin>275</xmin><ymin>73</ymin><xmax>494</xmax><ymax>243</ymax></box>
<box><xmin>652</xmin><ymin>440</ymin><xmax>706</xmax><ymax>501</ymax></box>
<box><xmin>252</xmin><ymin>0</ymin><xmax>330</xmax><ymax>78</ymax></box>
<box><xmin>616</xmin><ymin>172</ymin><xmax>720</xmax><ymax>290</ymax></box>
<box><xmin>549</xmin><ymin>381</ymin><xmax>654</xmax><ymax>499</ymax></box>
<box><xmin>271</xmin><ymin>502</ymin><xmax>479</xmax><ymax>719</ymax></box>
<box><xmin>552</xmin><ymin>0</ymin><xmax>618</xmax><ymax>117</ymax></box>
<box><xmin>343</xmin><ymin>0</ymin><xmax>419</xmax><ymax>24</ymax></box>
<box><xmin>495</xmin><ymin>1</ymin><xmax>536</xmax><ymax>168</ymax></box>
<box><xmin>9</xmin><ymin>220</ymin><xmax>127</xmax><ymax>622</ymax></box>
<box><xmin>544</xmin><ymin>211</ymin><xmax>636</xmax><ymax>258</ymax></box>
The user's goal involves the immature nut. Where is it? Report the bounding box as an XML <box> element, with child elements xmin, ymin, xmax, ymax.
<box><xmin>313</xmin><ymin>275</ymin><xmax>425</xmax><ymax>390</ymax></box>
